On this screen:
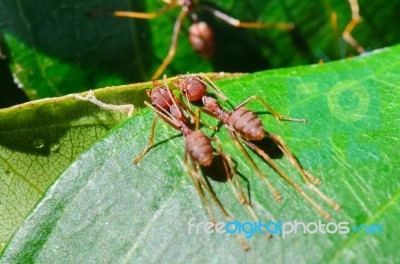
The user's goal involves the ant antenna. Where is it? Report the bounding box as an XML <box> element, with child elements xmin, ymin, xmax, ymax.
<box><xmin>197</xmin><ymin>73</ymin><xmax>228</xmax><ymax>101</ymax></box>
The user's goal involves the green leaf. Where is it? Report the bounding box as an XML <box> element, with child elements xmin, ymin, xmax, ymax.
<box><xmin>0</xmin><ymin>82</ymin><xmax>148</xmax><ymax>253</ymax></box>
<box><xmin>0</xmin><ymin>73</ymin><xmax>234</xmax><ymax>254</ymax></box>
<box><xmin>2</xmin><ymin>44</ymin><xmax>399</xmax><ymax>263</ymax></box>
<box><xmin>2</xmin><ymin>0</ymin><xmax>400</xmax><ymax>99</ymax></box>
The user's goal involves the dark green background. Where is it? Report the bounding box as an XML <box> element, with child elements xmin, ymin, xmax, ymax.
<box><xmin>1</xmin><ymin>0</ymin><xmax>400</xmax><ymax>106</ymax></box>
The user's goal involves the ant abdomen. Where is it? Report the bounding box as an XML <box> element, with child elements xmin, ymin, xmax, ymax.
<box><xmin>185</xmin><ymin>130</ymin><xmax>214</xmax><ymax>167</ymax></box>
<box><xmin>189</xmin><ymin>21</ymin><xmax>215</xmax><ymax>58</ymax></box>
<box><xmin>230</xmin><ymin>108</ymin><xmax>265</xmax><ymax>141</ymax></box>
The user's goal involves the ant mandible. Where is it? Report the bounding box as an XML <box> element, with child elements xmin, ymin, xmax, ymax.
<box><xmin>92</xmin><ymin>1</ymin><xmax>294</xmax><ymax>79</ymax></box>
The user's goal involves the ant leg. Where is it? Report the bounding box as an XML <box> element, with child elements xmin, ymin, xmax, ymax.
<box><xmin>164</xmin><ymin>97</ymin><xmax>218</xmax><ymax>131</ymax></box>
<box><xmin>174</xmin><ymin>96</ymin><xmax>196</xmax><ymax>125</ymax></box>
<box><xmin>331</xmin><ymin>12</ymin><xmax>340</xmax><ymax>38</ymax></box>
<box><xmin>267</xmin><ymin>133</ymin><xmax>341</xmax><ymax>211</ymax></box>
<box><xmin>227</xmin><ymin>130</ymin><xmax>282</xmax><ymax>201</ymax></box>
<box><xmin>185</xmin><ymin>151</ymin><xmax>250</xmax><ymax>249</ymax></box>
<box><xmin>151</xmin><ymin>9</ymin><xmax>189</xmax><ymax>80</ymax></box>
<box><xmin>89</xmin><ymin>3</ymin><xmax>176</xmax><ymax>19</ymax></box>
<box><xmin>170</xmin><ymin>78</ymin><xmax>195</xmax><ymax>108</ymax></box>
<box><xmin>194</xmin><ymin>108</ymin><xmax>200</xmax><ymax>131</ymax></box>
<box><xmin>211</xmin><ymin>137</ymin><xmax>272</xmax><ymax>238</ymax></box>
<box><xmin>195</xmin><ymin>105</ymin><xmax>219</xmax><ymax>119</ymax></box>
<box><xmin>170</xmin><ymin>96</ymin><xmax>218</xmax><ymax>131</ymax></box>
<box><xmin>194</xmin><ymin>107</ymin><xmax>218</xmax><ymax>131</ymax></box>
<box><xmin>163</xmin><ymin>75</ymin><xmax>181</xmax><ymax>114</ymax></box>
<box><xmin>159</xmin><ymin>75</ymin><xmax>213</xmax><ymax>130</ymax></box>
<box><xmin>133</xmin><ymin>102</ymin><xmax>181</xmax><ymax>164</ymax></box>
<box><xmin>133</xmin><ymin>115</ymin><xmax>159</xmax><ymax>164</ymax></box>
<box><xmin>74</xmin><ymin>90</ymin><xmax>135</xmax><ymax>117</ymax></box>
<box><xmin>200</xmin><ymin>5</ymin><xmax>294</xmax><ymax>30</ymax></box>
<box><xmin>184</xmin><ymin>153</ymin><xmax>217</xmax><ymax>225</ymax></box>
<box><xmin>343</xmin><ymin>0</ymin><xmax>365</xmax><ymax>54</ymax></box>
<box><xmin>161</xmin><ymin>75</ymin><xmax>192</xmax><ymax>121</ymax></box>
<box><xmin>242</xmin><ymin>139</ymin><xmax>333</xmax><ymax>220</ymax></box>
<box><xmin>190</xmin><ymin>159</ymin><xmax>250</xmax><ymax>251</ymax></box>
<box><xmin>144</xmin><ymin>101</ymin><xmax>181</xmax><ymax>130</ymax></box>
<box><xmin>303</xmin><ymin>170</ymin><xmax>323</xmax><ymax>186</ymax></box>
<box><xmin>197</xmin><ymin>73</ymin><xmax>228</xmax><ymax>101</ymax></box>
<box><xmin>234</xmin><ymin>95</ymin><xmax>307</xmax><ymax>123</ymax></box>
<box><xmin>211</xmin><ymin>138</ymin><xmax>246</xmax><ymax>202</ymax></box>
<box><xmin>266</xmin><ymin>131</ymin><xmax>321</xmax><ymax>185</ymax></box>
<box><xmin>195</xmin><ymin>106</ymin><xmax>224</xmax><ymax>132</ymax></box>
<box><xmin>191</xmin><ymin>164</ymin><xmax>230</xmax><ymax>217</ymax></box>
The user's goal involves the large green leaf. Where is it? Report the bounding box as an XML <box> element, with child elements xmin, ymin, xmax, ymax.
<box><xmin>1</xmin><ymin>44</ymin><xmax>399</xmax><ymax>263</ymax></box>
<box><xmin>0</xmin><ymin>73</ymin><xmax>234</xmax><ymax>254</ymax></box>
<box><xmin>0</xmin><ymin>82</ymin><xmax>147</xmax><ymax>253</ymax></box>
<box><xmin>1</xmin><ymin>0</ymin><xmax>400</xmax><ymax>99</ymax></box>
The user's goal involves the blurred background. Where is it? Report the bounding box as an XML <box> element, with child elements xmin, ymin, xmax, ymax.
<box><xmin>1</xmin><ymin>0</ymin><xmax>399</xmax><ymax>108</ymax></box>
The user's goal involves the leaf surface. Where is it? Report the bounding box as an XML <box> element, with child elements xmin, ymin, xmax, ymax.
<box><xmin>0</xmin><ymin>82</ymin><xmax>148</xmax><ymax>253</ymax></box>
<box><xmin>0</xmin><ymin>73</ymin><xmax>234</xmax><ymax>254</ymax></box>
<box><xmin>2</xmin><ymin>45</ymin><xmax>399</xmax><ymax>263</ymax></box>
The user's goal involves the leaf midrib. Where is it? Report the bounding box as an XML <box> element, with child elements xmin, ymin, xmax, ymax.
<box><xmin>330</xmin><ymin>189</ymin><xmax>400</xmax><ymax>262</ymax></box>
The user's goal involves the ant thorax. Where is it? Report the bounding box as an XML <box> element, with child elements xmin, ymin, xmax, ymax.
<box><xmin>180</xmin><ymin>123</ymin><xmax>192</xmax><ymax>137</ymax></box>
<box><xmin>202</xmin><ymin>96</ymin><xmax>229</xmax><ymax>122</ymax></box>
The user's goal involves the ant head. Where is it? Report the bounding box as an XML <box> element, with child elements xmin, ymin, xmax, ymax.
<box><xmin>178</xmin><ymin>75</ymin><xmax>206</xmax><ymax>102</ymax></box>
<box><xmin>172</xmin><ymin>75</ymin><xmax>207</xmax><ymax>102</ymax></box>
<box><xmin>148</xmin><ymin>86</ymin><xmax>174</xmax><ymax>111</ymax></box>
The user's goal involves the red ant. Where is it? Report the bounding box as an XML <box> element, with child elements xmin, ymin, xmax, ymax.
<box><xmin>90</xmin><ymin>1</ymin><xmax>294</xmax><ymax>79</ymax></box>
<box><xmin>172</xmin><ymin>74</ymin><xmax>341</xmax><ymax>220</ymax></box>
<box><xmin>134</xmin><ymin>75</ymin><xmax>273</xmax><ymax>250</ymax></box>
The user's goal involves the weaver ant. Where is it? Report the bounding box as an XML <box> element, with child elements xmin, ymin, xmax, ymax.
<box><xmin>90</xmin><ymin>1</ymin><xmax>294</xmax><ymax>79</ymax></box>
<box><xmin>134</xmin><ymin>75</ymin><xmax>274</xmax><ymax>250</ymax></box>
<box><xmin>172</xmin><ymin>74</ymin><xmax>341</xmax><ymax>220</ymax></box>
